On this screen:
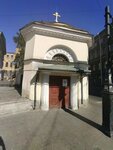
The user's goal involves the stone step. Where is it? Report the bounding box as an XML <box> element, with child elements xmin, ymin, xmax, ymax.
<box><xmin>0</xmin><ymin>99</ymin><xmax>34</xmax><ymax>117</ymax></box>
<box><xmin>0</xmin><ymin>80</ymin><xmax>14</xmax><ymax>87</ymax></box>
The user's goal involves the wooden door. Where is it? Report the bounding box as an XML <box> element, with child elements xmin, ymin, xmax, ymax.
<box><xmin>49</xmin><ymin>76</ymin><xmax>70</xmax><ymax>108</ymax></box>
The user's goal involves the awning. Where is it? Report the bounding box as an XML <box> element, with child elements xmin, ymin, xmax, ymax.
<box><xmin>38</xmin><ymin>63</ymin><xmax>91</xmax><ymax>75</ymax></box>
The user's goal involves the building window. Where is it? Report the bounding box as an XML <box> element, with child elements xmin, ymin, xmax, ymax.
<box><xmin>92</xmin><ymin>65</ymin><xmax>95</xmax><ymax>71</ymax></box>
<box><xmin>89</xmin><ymin>52</ymin><xmax>91</xmax><ymax>59</ymax></box>
<box><xmin>6</xmin><ymin>62</ymin><xmax>8</xmax><ymax>67</ymax></box>
<box><xmin>104</xmin><ymin>61</ymin><xmax>107</xmax><ymax>69</ymax></box>
<box><xmin>10</xmin><ymin>62</ymin><xmax>12</xmax><ymax>67</ymax></box>
<box><xmin>11</xmin><ymin>55</ymin><xmax>13</xmax><ymax>59</ymax></box>
<box><xmin>7</xmin><ymin>55</ymin><xmax>9</xmax><ymax>58</ymax></box>
<box><xmin>52</xmin><ymin>54</ymin><xmax>69</xmax><ymax>62</ymax></box>
<box><xmin>94</xmin><ymin>41</ymin><xmax>97</xmax><ymax>47</ymax></box>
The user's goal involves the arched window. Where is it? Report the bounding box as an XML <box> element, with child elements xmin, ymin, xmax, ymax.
<box><xmin>52</xmin><ymin>54</ymin><xmax>69</xmax><ymax>62</ymax></box>
<box><xmin>44</xmin><ymin>48</ymin><xmax>75</xmax><ymax>62</ymax></box>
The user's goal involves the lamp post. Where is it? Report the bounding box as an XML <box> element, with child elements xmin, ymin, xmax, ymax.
<box><xmin>102</xmin><ymin>6</ymin><xmax>113</xmax><ymax>137</ymax></box>
<box><xmin>98</xmin><ymin>34</ymin><xmax>103</xmax><ymax>87</ymax></box>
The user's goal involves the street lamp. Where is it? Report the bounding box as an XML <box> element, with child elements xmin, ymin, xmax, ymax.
<box><xmin>97</xmin><ymin>33</ymin><xmax>103</xmax><ymax>87</ymax></box>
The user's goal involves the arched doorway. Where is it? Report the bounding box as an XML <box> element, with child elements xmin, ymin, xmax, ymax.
<box><xmin>49</xmin><ymin>53</ymin><xmax>70</xmax><ymax>109</ymax></box>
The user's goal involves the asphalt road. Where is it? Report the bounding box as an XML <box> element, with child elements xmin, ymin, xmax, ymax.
<box><xmin>0</xmin><ymin>98</ymin><xmax>113</xmax><ymax>150</ymax></box>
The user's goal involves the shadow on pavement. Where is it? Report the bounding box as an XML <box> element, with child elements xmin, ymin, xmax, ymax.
<box><xmin>64</xmin><ymin>108</ymin><xmax>108</xmax><ymax>137</ymax></box>
<box><xmin>14</xmin><ymin>85</ymin><xmax>22</xmax><ymax>95</ymax></box>
<box><xmin>0</xmin><ymin>136</ymin><xmax>6</xmax><ymax>150</ymax></box>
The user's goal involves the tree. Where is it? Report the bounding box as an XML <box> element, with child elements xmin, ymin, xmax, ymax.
<box><xmin>13</xmin><ymin>32</ymin><xmax>25</xmax><ymax>68</ymax></box>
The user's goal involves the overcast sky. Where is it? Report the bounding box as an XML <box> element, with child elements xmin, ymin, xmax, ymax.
<box><xmin>0</xmin><ymin>0</ymin><xmax>113</xmax><ymax>52</ymax></box>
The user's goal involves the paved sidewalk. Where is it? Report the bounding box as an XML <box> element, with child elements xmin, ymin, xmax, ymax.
<box><xmin>0</xmin><ymin>95</ymin><xmax>113</xmax><ymax>150</ymax></box>
<box><xmin>0</xmin><ymin>87</ymin><xmax>21</xmax><ymax>103</ymax></box>
<box><xmin>0</xmin><ymin>87</ymin><xmax>33</xmax><ymax>117</ymax></box>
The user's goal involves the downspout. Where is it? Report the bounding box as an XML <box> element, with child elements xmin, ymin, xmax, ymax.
<box><xmin>80</xmin><ymin>73</ymin><xmax>83</xmax><ymax>104</ymax></box>
<box><xmin>33</xmin><ymin>71</ymin><xmax>39</xmax><ymax>110</ymax></box>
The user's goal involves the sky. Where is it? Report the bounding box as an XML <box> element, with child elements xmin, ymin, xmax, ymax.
<box><xmin>0</xmin><ymin>0</ymin><xmax>113</xmax><ymax>53</ymax></box>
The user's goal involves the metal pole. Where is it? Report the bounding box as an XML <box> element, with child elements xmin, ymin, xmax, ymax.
<box><xmin>98</xmin><ymin>34</ymin><xmax>103</xmax><ymax>86</ymax></box>
<box><xmin>105</xmin><ymin>6</ymin><xmax>111</xmax><ymax>90</ymax></box>
<box><xmin>102</xmin><ymin>6</ymin><xmax>113</xmax><ymax>137</ymax></box>
<box><xmin>33</xmin><ymin>72</ymin><xmax>39</xmax><ymax>110</ymax></box>
<box><xmin>81</xmin><ymin>75</ymin><xmax>83</xmax><ymax>104</ymax></box>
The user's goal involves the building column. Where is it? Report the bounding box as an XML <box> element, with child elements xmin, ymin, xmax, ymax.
<box><xmin>70</xmin><ymin>76</ymin><xmax>78</xmax><ymax>110</ymax></box>
<box><xmin>83</xmin><ymin>77</ymin><xmax>89</xmax><ymax>104</ymax></box>
<box><xmin>41</xmin><ymin>74</ymin><xmax>49</xmax><ymax>110</ymax></box>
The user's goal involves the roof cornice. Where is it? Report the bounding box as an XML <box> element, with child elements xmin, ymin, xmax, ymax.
<box><xmin>21</xmin><ymin>22</ymin><xmax>92</xmax><ymax>47</ymax></box>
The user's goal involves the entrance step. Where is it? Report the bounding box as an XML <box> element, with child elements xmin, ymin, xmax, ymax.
<box><xmin>0</xmin><ymin>99</ymin><xmax>33</xmax><ymax>117</ymax></box>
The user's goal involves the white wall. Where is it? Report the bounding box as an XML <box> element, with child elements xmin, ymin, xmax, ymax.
<box><xmin>22</xmin><ymin>70</ymin><xmax>37</xmax><ymax>98</ymax></box>
<box><xmin>33</xmin><ymin>34</ymin><xmax>88</xmax><ymax>62</ymax></box>
<box><xmin>24</xmin><ymin>36</ymin><xmax>35</xmax><ymax>60</ymax></box>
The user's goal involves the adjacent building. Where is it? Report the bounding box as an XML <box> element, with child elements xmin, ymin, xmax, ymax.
<box><xmin>89</xmin><ymin>28</ymin><xmax>113</xmax><ymax>96</ymax></box>
<box><xmin>0</xmin><ymin>32</ymin><xmax>6</xmax><ymax>80</ymax></box>
<box><xmin>20</xmin><ymin>21</ymin><xmax>92</xmax><ymax>110</ymax></box>
<box><xmin>2</xmin><ymin>52</ymin><xmax>16</xmax><ymax>80</ymax></box>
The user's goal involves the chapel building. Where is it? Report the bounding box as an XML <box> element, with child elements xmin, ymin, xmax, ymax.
<box><xmin>20</xmin><ymin>20</ymin><xmax>92</xmax><ymax>110</ymax></box>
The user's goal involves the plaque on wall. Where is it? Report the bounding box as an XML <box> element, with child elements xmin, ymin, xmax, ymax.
<box><xmin>62</xmin><ymin>79</ymin><xmax>68</xmax><ymax>87</ymax></box>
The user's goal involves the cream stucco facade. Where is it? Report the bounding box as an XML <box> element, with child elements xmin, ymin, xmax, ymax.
<box><xmin>21</xmin><ymin>22</ymin><xmax>92</xmax><ymax>110</ymax></box>
<box><xmin>2</xmin><ymin>53</ymin><xmax>16</xmax><ymax>80</ymax></box>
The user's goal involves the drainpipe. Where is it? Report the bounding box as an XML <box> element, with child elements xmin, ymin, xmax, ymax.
<box><xmin>81</xmin><ymin>74</ymin><xmax>83</xmax><ymax>104</ymax></box>
<box><xmin>33</xmin><ymin>71</ymin><xmax>39</xmax><ymax>110</ymax></box>
<box><xmin>78</xmin><ymin>70</ymin><xmax>84</xmax><ymax>105</ymax></box>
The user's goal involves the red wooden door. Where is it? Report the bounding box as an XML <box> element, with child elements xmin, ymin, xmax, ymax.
<box><xmin>49</xmin><ymin>76</ymin><xmax>70</xmax><ymax>108</ymax></box>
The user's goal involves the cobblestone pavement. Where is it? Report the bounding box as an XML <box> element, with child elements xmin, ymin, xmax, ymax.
<box><xmin>0</xmin><ymin>96</ymin><xmax>113</xmax><ymax>150</ymax></box>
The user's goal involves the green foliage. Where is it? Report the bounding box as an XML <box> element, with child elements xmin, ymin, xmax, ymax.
<box><xmin>13</xmin><ymin>32</ymin><xmax>25</xmax><ymax>68</ymax></box>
